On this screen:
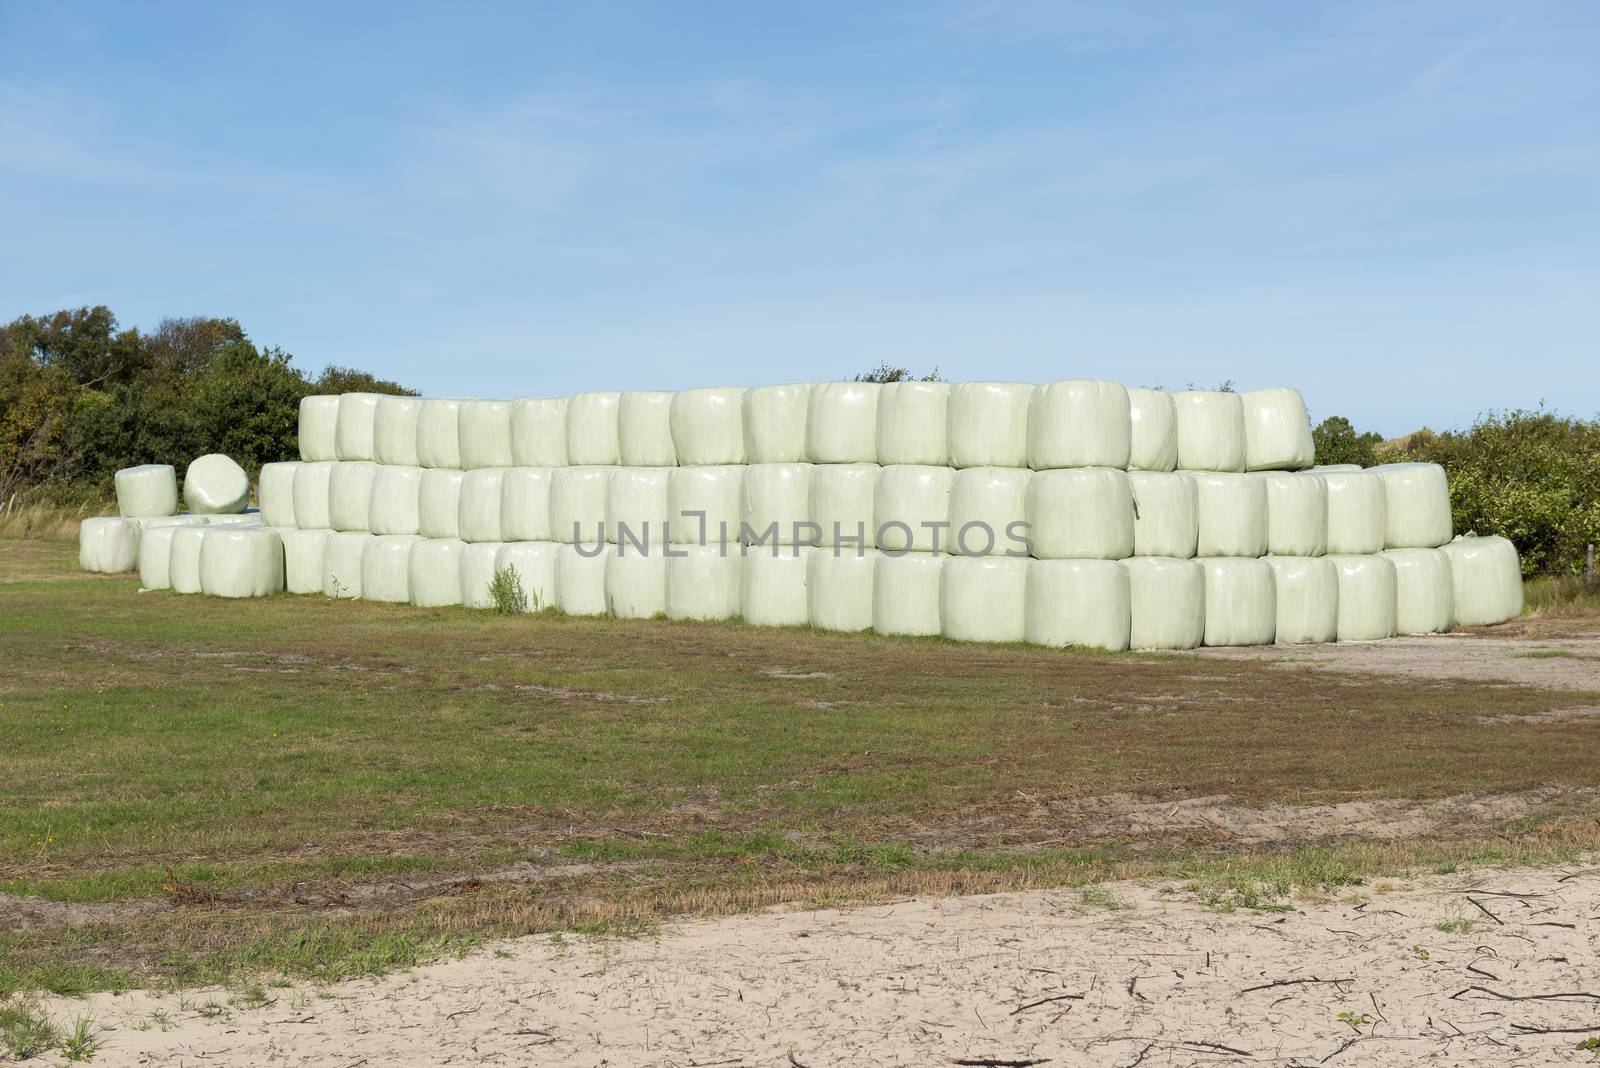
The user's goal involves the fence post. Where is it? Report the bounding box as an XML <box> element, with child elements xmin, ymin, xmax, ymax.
<box><xmin>1587</xmin><ymin>543</ymin><xmax>1596</xmax><ymax>584</ymax></box>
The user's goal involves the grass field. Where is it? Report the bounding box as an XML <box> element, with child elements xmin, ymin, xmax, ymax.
<box><xmin>3</xmin><ymin>533</ymin><xmax>1599</xmax><ymax>999</ymax></box>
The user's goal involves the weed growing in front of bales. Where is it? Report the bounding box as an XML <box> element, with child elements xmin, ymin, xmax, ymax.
<box><xmin>1</xmin><ymin>998</ymin><xmax>62</xmax><ymax>1060</ymax></box>
<box><xmin>487</xmin><ymin>565</ymin><xmax>528</xmax><ymax>614</ymax></box>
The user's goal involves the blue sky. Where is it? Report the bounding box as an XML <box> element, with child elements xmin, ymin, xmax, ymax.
<box><xmin>2</xmin><ymin>2</ymin><xmax>1595</xmax><ymax>434</ymax></box>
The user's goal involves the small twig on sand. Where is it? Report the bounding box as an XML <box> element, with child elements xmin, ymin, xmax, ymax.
<box><xmin>1238</xmin><ymin>977</ymin><xmax>1354</xmax><ymax>995</ymax></box>
<box><xmin>1449</xmin><ymin>985</ymin><xmax>1600</xmax><ymax>1003</ymax></box>
<box><xmin>1010</xmin><ymin>993</ymin><xmax>1084</xmax><ymax>1016</ymax></box>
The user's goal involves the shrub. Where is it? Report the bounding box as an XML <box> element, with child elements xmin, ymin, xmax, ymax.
<box><xmin>487</xmin><ymin>566</ymin><xmax>528</xmax><ymax>615</ymax></box>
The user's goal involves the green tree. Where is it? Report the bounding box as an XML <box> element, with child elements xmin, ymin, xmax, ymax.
<box><xmin>853</xmin><ymin>363</ymin><xmax>943</xmax><ymax>383</ymax></box>
<box><xmin>315</xmin><ymin>366</ymin><xmax>416</xmax><ymax>396</ymax></box>
<box><xmin>1312</xmin><ymin>416</ymin><xmax>1384</xmax><ymax>467</ymax></box>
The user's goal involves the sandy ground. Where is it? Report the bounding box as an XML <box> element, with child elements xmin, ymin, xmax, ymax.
<box><xmin>58</xmin><ymin>862</ymin><xmax>1600</xmax><ymax>1067</ymax></box>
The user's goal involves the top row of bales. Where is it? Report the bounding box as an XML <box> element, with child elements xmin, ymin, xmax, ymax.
<box><xmin>298</xmin><ymin>382</ymin><xmax>1316</xmax><ymax>475</ymax></box>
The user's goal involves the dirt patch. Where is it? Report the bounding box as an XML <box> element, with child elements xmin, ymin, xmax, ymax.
<box><xmin>0</xmin><ymin>894</ymin><xmax>165</xmax><ymax>932</ymax></box>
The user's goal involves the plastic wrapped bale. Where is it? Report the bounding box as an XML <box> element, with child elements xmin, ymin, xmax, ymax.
<box><xmin>322</xmin><ymin>531</ymin><xmax>371</xmax><ymax>599</ymax></box>
<box><xmin>741</xmin><ymin>463</ymin><xmax>814</xmax><ymax>547</ymax></box>
<box><xmin>941</xmin><ymin>556</ymin><xmax>1028</xmax><ymax>643</ymax></box>
<box><xmin>947</xmin><ymin>467</ymin><xmax>1032</xmax><ymax>556</ymax></box>
<box><xmin>1028</xmin><ymin>380</ymin><xmax>1132</xmax><ymax>471</ymax></box>
<box><xmin>333</xmin><ymin>393</ymin><xmax>381</xmax><ymax>461</ymax></box>
<box><xmin>298</xmin><ymin>395</ymin><xmax>340</xmax><ymax>462</ymax></box>
<box><xmin>361</xmin><ymin>534</ymin><xmax>423</xmax><ymax>603</ymax></box>
<box><xmin>1372</xmin><ymin>462</ymin><xmax>1452</xmax><ymax>548</ymax></box>
<box><xmin>618</xmin><ymin>390</ymin><xmax>678</xmax><ymax>467</ymax></box>
<box><xmin>416</xmin><ymin>399</ymin><xmax>464</xmax><ymax>469</ymax></box>
<box><xmin>204</xmin><ymin>514</ymin><xmax>263</xmax><ymax>528</ymax></box>
<box><xmin>495</xmin><ymin>541</ymin><xmax>561</xmax><ymax>612</ymax></box>
<box><xmin>1264</xmin><ymin>472</ymin><xmax>1328</xmax><ymax>557</ymax></box>
<box><xmin>607</xmin><ymin>468</ymin><xmax>671</xmax><ymax>550</ymax></box>
<box><xmin>1191</xmin><ymin>472</ymin><xmax>1268</xmax><ymax>558</ymax></box>
<box><xmin>409</xmin><ymin>538</ymin><xmax>465</xmax><ymax>607</ymax></box>
<box><xmin>876</xmin><ymin>382</ymin><xmax>950</xmax><ymax>466</ymax></box>
<box><xmin>1440</xmin><ymin>535</ymin><xmax>1523</xmax><ymax>626</ymax></box>
<box><xmin>511</xmin><ymin>397</ymin><xmax>569</xmax><ymax>467</ymax></box>
<box><xmin>115</xmin><ymin>464</ymin><xmax>178</xmax><ymax>517</ymax></box>
<box><xmin>1241</xmin><ymin>387</ymin><xmax>1314</xmax><ymax>471</ymax></box>
<box><xmin>872</xmin><ymin>550</ymin><xmax>944</xmax><ymax>637</ymax></box>
<box><xmin>169</xmin><ymin>526</ymin><xmax>207</xmax><ymax>593</ymax></box>
<box><xmin>1323</xmin><ymin>470</ymin><xmax>1386</xmax><ymax>554</ymax></box>
<box><xmin>947</xmin><ymin>382</ymin><xmax>1032</xmax><ymax>469</ymax></box>
<box><xmin>418</xmin><ymin>468</ymin><xmax>466</xmax><ymax>539</ymax></box>
<box><xmin>550</xmin><ymin>467</ymin><xmax>613</xmax><ymax>546</ymax></box>
<box><xmin>1381</xmin><ymin>548</ymin><xmax>1455</xmax><ymax>635</ymax></box>
<box><xmin>1198</xmin><ymin>557</ymin><xmax>1276</xmax><ymax>646</ymax></box>
<box><xmin>292</xmin><ymin>461</ymin><xmax>336</xmax><ymax>530</ymax></box>
<box><xmin>1127</xmin><ymin>388</ymin><xmax>1178</xmax><ymax>472</ymax></box>
<box><xmin>458</xmin><ymin>399</ymin><xmax>514</xmax><ymax>469</ymax></box>
<box><xmin>809</xmin><ymin>463</ymin><xmax>878</xmax><ymax>549</ymax></box>
<box><xmin>1025</xmin><ymin>559</ymin><xmax>1131</xmax><ymax>651</ymax></box>
<box><xmin>807</xmin><ymin>549</ymin><xmax>876</xmax><ymax>632</ymax></box>
<box><xmin>79</xmin><ymin>516</ymin><xmax>142</xmax><ymax>573</ymax></box>
<box><xmin>744</xmin><ymin>383</ymin><xmax>810</xmax><ymax>463</ymax></box>
<box><xmin>1312</xmin><ymin>464</ymin><xmax>1363</xmax><ymax>473</ymax></box>
<box><xmin>605</xmin><ymin>545</ymin><xmax>668</xmax><ymax>619</ymax></box>
<box><xmin>373</xmin><ymin>396</ymin><xmax>421</xmax><ymax>466</ymax></box>
<box><xmin>1263</xmin><ymin>557</ymin><xmax>1338</xmax><ymax>645</ymax></box>
<box><xmin>666</xmin><ymin>545</ymin><xmax>742</xmax><ymax>621</ymax></box>
<box><xmin>1128</xmin><ymin>471</ymin><xmax>1198</xmax><ymax>559</ymax></box>
<box><xmin>671</xmin><ymin>387</ymin><xmax>746</xmax><ymax>466</ymax></box>
<box><xmin>500</xmin><ymin>468</ymin><xmax>555</xmax><ymax>542</ymax></box>
<box><xmin>258</xmin><ymin>461</ymin><xmax>300</xmax><ymax>528</ymax></box>
<box><xmin>1026</xmin><ymin>468</ymin><xmax>1134</xmax><ymax>560</ymax></box>
<box><xmin>667</xmin><ymin>465</ymin><xmax>743</xmax><ymax>545</ymax></box>
<box><xmin>567</xmin><ymin>391</ymin><xmax>622</xmax><ymax>466</ymax></box>
<box><xmin>874</xmin><ymin>465</ymin><xmax>955</xmax><ymax>552</ymax></box>
<box><xmin>741</xmin><ymin>546</ymin><xmax>812</xmax><ymax>626</ymax></box>
<box><xmin>137</xmin><ymin>525</ymin><xmax>177</xmax><ymax>588</ymax></box>
<box><xmin>280</xmin><ymin>529</ymin><xmax>329</xmax><ymax>595</ymax></box>
<box><xmin>556</xmin><ymin>544</ymin><xmax>608</xmax><ymax>615</ymax></box>
<box><xmin>458</xmin><ymin>468</ymin><xmax>506</xmax><ymax>543</ymax></box>
<box><xmin>368</xmin><ymin>465</ymin><xmax>423</xmax><ymax>536</ymax></box>
<box><xmin>458</xmin><ymin>541</ymin><xmax>506</xmax><ymax>610</ymax></box>
<box><xmin>184</xmin><ymin>454</ymin><xmax>250</xmax><ymax>514</ymax></box>
<box><xmin>1325</xmin><ymin>554</ymin><xmax>1398</xmax><ymax>641</ymax></box>
<box><xmin>1174</xmin><ymin>391</ymin><xmax>1246</xmax><ymax>473</ymax></box>
<box><xmin>1125</xmin><ymin>557</ymin><xmax>1205</xmax><ymax>650</ymax></box>
<box><xmin>199</xmin><ymin>528</ymin><xmax>284</xmax><ymax>598</ymax></box>
<box><xmin>806</xmin><ymin>382</ymin><xmax>879</xmax><ymax>464</ymax></box>
<box><xmin>328</xmin><ymin>461</ymin><xmax>377</xmax><ymax>532</ymax></box>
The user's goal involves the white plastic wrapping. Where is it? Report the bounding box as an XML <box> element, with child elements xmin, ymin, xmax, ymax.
<box><xmin>618</xmin><ymin>391</ymin><xmax>678</xmax><ymax>467</ymax></box>
<box><xmin>368</xmin><ymin>465</ymin><xmax>423</xmax><ymax>536</ymax></box>
<box><xmin>1028</xmin><ymin>380</ymin><xmax>1132</xmax><ymax>471</ymax></box>
<box><xmin>361</xmin><ymin>534</ymin><xmax>422</xmax><ymax>603</ymax></box>
<box><xmin>137</xmin><ymin>524</ymin><xmax>178</xmax><ymax>588</ymax></box>
<box><xmin>1198</xmin><ymin>557</ymin><xmax>1276</xmax><ymax>646</ymax></box>
<box><xmin>1263</xmin><ymin>556</ymin><xmax>1338</xmax><ymax>645</ymax></box>
<box><xmin>500</xmin><ymin>468</ymin><xmax>555</xmax><ymax>543</ymax></box>
<box><xmin>115</xmin><ymin>464</ymin><xmax>179</xmax><ymax>518</ymax></box>
<box><xmin>1125</xmin><ymin>557</ymin><xmax>1205</xmax><ymax>650</ymax></box>
<box><xmin>567</xmin><ymin>391</ymin><xmax>621</xmax><ymax>466</ymax></box>
<box><xmin>666</xmin><ymin>545</ymin><xmax>742</xmax><ymax>621</ymax></box>
<box><xmin>199</xmin><ymin>528</ymin><xmax>284</xmax><ymax>598</ymax></box>
<box><xmin>334</xmin><ymin>393</ymin><xmax>381</xmax><ymax>462</ymax></box>
<box><xmin>169</xmin><ymin>526</ymin><xmax>207</xmax><ymax>594</ymax></box>
<box><xmin>1128</xmin><ymin>471</ymin><xmax>1198</xmax><ymax>559</ymax></box>
<box><xmin>494</xmin><ymin>541</ymin><xmax>561</xmax><ymax>611</ymax></box>
<box><xmin>556</xmin><ymin>544</ymin><xmax>608</xmax><ymax>615</ymax></box>
<box><xmin>1026</xmin><ymin>468</ymin><xmax>1135</xmax><ymax>560</ymax></box>
<box><xmin>1174</xmin><ymin>391</ymin><xmax>1247</xmax><ymax>473</ymax></box>
<box><xmin>1191</xmin><ymin>472</ymin><xmax>1268</xmax><ymax>558</ymax></box>
<box><xmin>298</xmin><ymin>395</ymin><xmax>341</xmax><ymax>462</ymax></box>
<box><xmin>1323</xmin><ymin>470</ymin><xmax>1387</xmax><ymax>555</ymax></box>
<box><xmin>806</xmin><ymin>382</ymin><xmax>879</xmax><ymax>464</ymax></box>
<box><xmin>947</xmin><ymin>467</ymin><xmax>1031</xmax><ymax>556</ymax></box>
<box><xmin>872</xmin><ymin>550</ymin><xmax>944</xmax><ymax>637</ymax></box>
<box><xmin>1242</xmin><ymin>387</ymin><xmax>1315</xmax><ymax>471</ymax></box>
<box><xmin>458</xmin><ymin>399</ymin><xmax>514</xmax><ymax>470</ymax></box>
<box><xmin>418</xmin><ymin>468</ymin><xmax>465</xmax><ymax>539</ymax></box>
<box><xmin>458</xmin><ymin>468</ymin><xmax>506</xmax><ymax>543</ymax></box>
<box><xmin>806</xmin><ymin>548</ymin><xmax>876</xmax><ymax>632</ymax></box>
<box><xmin>606</xmin><ymin>468</ymin><xmax>672</xmax><ymax>549</ymax></box>
<box><xmin>416</xmin><ymin>399</ymin><xmax>464</xmax><ymax>470</ymax></box>
<box><xmin>671</xmin><ymin>387</ymin><xmax>746</xmax><ymax>466</ymax></box>
<box><xmin>1381</xmin><ymin>548</ymin><xmax>1455</xmax><ymax>635</ymax></box>
<box><xmin>667</xmin><ymin>465</ymin><xmax>743</xmax><ymax>544</ymax></box>
<box><xmin>1264</xmin><ymin>472</ymin><xmax>1328</xmax><ymax>557</ymax></box>
<box><xmin>323</xmin><ymin>531</ymin><xmax>372</xmax><ymax>599</ymax></box>
<box><xmin>292</xmin><ymin>461</ymin><xmax>335</xmax><ymax>530</ymax></box>
<box><xmin>941</xmin><ymin>556</ymin><xmax>1028</xmax><ymax>643</ymax></box>
<box><xmin>1312</xmin><ymin>464</ymin><xmax>1363</xmax><ymax>473</ymax></box>
<box><xmin>741</xmin><ymin>463</ymin><xmax>814</xmax><ymax>547</ymax></box>
<box><xmin>373</xmin><ymin>396</ymin><xmax>421</xmax><ymax>466</ymax></box>
<box><xmin>328</xmin><ymin>461</ymin><xmax>377</xmax><ymax>532</ymax></box>
<box><xmin>947</xmin><ymin>382</ymin><xmax>1032</xmax><ymax>469</ymax></box>
<box><xmin>203</xmin><ymin>514</ymin><xmax>263</xmax><ymax>528</ymax></box>
<box><xmin>1025</xmin><ymin>559</ymin><xmax>1131</xmax><ymax>651</ymax></box>
<box><xmin>1326</xmin><ymin>554</ymin><xmax>1398</xmax><ymax>642</ymax></box>
<box><xmin>1440</xmin><ymin>535</ymin><xmax>1523</xmax><ymax>626</ymax></box>
<box><xmin>874</xmin><ymin>465</ymin><xmax>955</xmax><ymax>552</ymax></box>
<box><xmin>1127</xmin><ymin>388</ymin><xmax>1179</xmax><ymax>472</ymax></box>
<box><xmin>258</xmin><ymin>461</ymin><xmax>300</xmax><ymax>528</ymax></box>
<box><xmin>280</xmin><ymin>528</ymin><xmax>329</xmax><ymax>595</ymax></box>
<box><xmin>741</xmin><ymin>546</ymin><xmax>812</xmax><ymax>627</ymax></box>
<box><xmin>79</xmin><ymin>516</ymin><xmax>142</xmax><ymax>573</ymax></box>
<box><xmin>511</xmin><ymin>397</ymin><xmax>570</xmax><ymax>468</ymax></box>
<box><xmin>550</xmin><ymin>467</ymin><xmax>613</xmax><ymax>546</ymax></box>
<box><xmin>184</xmin><ymin>454</ymin><xmax>250</xmax><ymax>514</ymax></box>
<box><xmin>408</xmin><ymin>538</ymin><xmax>465</xmax><ymax>607</ymax></box>
<box><xmin>809</xmin><ymin>463</ymin><xmax>879</xmax><ymax>549</ymax></box>
<box><xmin>1373</xmin><ymin>462</ymin><xmax>1452</xmax><ymax>549</ymax></box>
<box><xmin>459</xmin><ymin>542</ymin><xmax>506</xmax><ymax>609</ymax></box>
<box><xmin>876</xmin><ymin>382</ymin><xmax>950</xmax><ymax>466</ymax></box>
<box><xmin>744</xmin><ymin>383</ymin><xmax>810</xmax><ymax>463</ymax></box>
<box><xmin>605</xmin><ymin>546</ymin><xmax>668</xmax><ymax>619</ymax></box>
